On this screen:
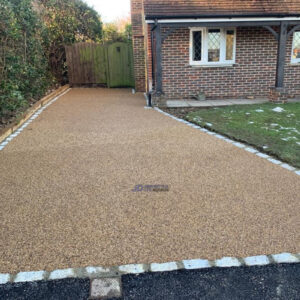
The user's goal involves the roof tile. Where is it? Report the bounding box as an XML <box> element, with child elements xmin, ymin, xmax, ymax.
<box><xmin>144</xmin><ymin>0</ymin><xmax>300</xmax><ymax>18</ymax></box>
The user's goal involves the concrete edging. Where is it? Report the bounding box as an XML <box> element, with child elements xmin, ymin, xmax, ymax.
<box><xmin>153</xmin><ymin>107</ymin><xmax>300</xmax><ymax>177</ymax></box>
<box><xmin>0</xmin><ymin>85</ymin><xmax>70</xmax><ymax>144</ymax></box>
<box><xmin>0</xmin><ymin>86</ymin><xmax>71</xmax><ymax>151</ymax></box>
<box><xmin>0</xmin><ymin>252</ymin><xmax>299</xmax><ymax>285</ymax></box>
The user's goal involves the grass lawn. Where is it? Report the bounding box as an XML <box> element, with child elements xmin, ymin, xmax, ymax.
<box><xmin>186</xmin><ymin>103</ymin><xmax>300</xmax><ymax>168</ymax></box>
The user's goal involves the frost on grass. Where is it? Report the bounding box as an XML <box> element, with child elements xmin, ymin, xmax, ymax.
<box><xmin>186</xmin><ymin>102</ymin><xmax>299</xmax><ymax>168</ymax></box>
<box><xmin>272</xmin><ymin>107</ymin><xmax>285</xmax><ymax>113</ymax></box>
<box><xmin>291</xmin><ymin>128</ymin><xmax>300</xmax><ymax>135</ymax></box>
<box><xmin>193</xmin><ymin>116</ymin><xmax>202</xmax><ymax>122</ymax></box>
<box><xmin>282</xmin><ymin>137</ymin><xmax>298</xmax><ymax>141</ymax></box>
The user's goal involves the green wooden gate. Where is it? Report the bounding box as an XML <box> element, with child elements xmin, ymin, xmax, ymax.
<box><xmin>65</xmin><ymin>42</ymin><xmax>135</xmax><ymax>88</ymax></box>
<box><xmin>107</xmin><ymin>42</ymin><xmax>135</xmax><ymax>88</ymax></box>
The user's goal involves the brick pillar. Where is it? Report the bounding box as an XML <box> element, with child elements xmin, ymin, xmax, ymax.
<box><xmin>131</xmin><ymin>0</ymin><xmax>146</xmax><ymax>92</ymax></box>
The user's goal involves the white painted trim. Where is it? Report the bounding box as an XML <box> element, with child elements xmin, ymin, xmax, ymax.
<box><xmin>146</xmin><ymin>17</ymin><xmax>300</xmax><ymax>24</ymax></box>
<box><xmin>189</xmin><ymin>28</ymin><xmax>204</xmax><ymax>65</ymax></box>
<box><xmin>190</xmin><ymin>63</ymin><xmax>235</xmax><ymax>68</ymax></box>
<box><xmin>189</xmin><ymin>27</ymin><xmax>236</xmax><ymax>66</ymax></box>
<box><xmin>291</xmin><ymin>31</ymin><xmax>300</xmax><ymax>64</ymax></box>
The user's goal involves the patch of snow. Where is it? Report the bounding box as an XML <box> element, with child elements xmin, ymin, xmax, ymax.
<box><xmin>281</xmin><ymin>137</ymin><xmax>293</xmax><ymax>141</ymax></box>
<box><xmin>272</xmin><ymin>107</ymin><xmax>285</xmax><ymax>113</ymax></box>
<box><xmin>291</xmin><ymin>129</ymin><xmax>300</xmax><ymax>135</ymax></box>
<box><xmin>287</xmin><ymin>113</ymin><xmax>295</xmax><ymax>117</ymax></box>
<box><xmin>279</xmin><ymin>126</ymin><xmax>295</xmax><ymax>131</ymax></box>
<box><xmin>263</xmin><ymin>146</ymin><xmax>269</xmax><ymax>149</ymax></box>
<box><xmin>255</xmin><ymin>109</ymin><xmax>264</xmax><ymax>112</ymax></box>
<box><xmin>248</xmin><ymin>121</ymin><xmax>254</xmax><ymax>124</ymax></box>
<box><xmin>270</xmin><ymin>123</ymin><xmax>279</xmax><ymax>127</ymax></box>
<box><xmin>206</xmin><ymin>123</ymin><xmax>213</xmax><ymax>127</ymax></box>
<box><xmin>297</xmin><ymin>142</ymin><xmax>300</xmax><ymax>146</ymax></box>
<box><xmin>245</xmin><ymin>112</ymin><xmax>251</xmax><ymax>115</ymax></box>
<box><xmin>193</xmin><ymin>117</ymin><xmax>202</xmax><ymax>122</ymax></box>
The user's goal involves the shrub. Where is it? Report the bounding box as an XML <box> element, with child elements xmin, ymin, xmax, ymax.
<box><xmin>38</xmin><ymin>0</ymin><xmax>103</xmax><ymax>83</ymax></box>
<box><xmin>0</xmin><ymin>0</ymin><xmax>51</xmax><ymax>119</ymax></box>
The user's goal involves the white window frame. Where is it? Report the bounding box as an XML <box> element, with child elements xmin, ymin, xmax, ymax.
<box><xmin>189</xmin><ymin>27</ymin><xmax>236</xmax><ymax>66</ymax></box>
<box><xmin>291</xmin><ymin>31</ymin><xmax>300</xmax><ymax>64</ymax></box>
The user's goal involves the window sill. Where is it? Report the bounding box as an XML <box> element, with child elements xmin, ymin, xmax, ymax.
<box><xmin>289</xmin><ymin>62</ymin><xmax>300</xmax><ymax>66</ymax></box>
<box><xmin>189</xmin><ymin>63</ymin><xmax>236</xmax><ymax>68</ymax></box>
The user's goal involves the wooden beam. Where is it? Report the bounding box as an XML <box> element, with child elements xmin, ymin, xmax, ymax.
<box><xmin>160</xmin><ymin>20</ymin><xmax>300</xmax><ymax>27</ymax></box>
<box><xmin>155</xmin><ymin>24</ymin><xmax>163</xmax><ymax>94</ymax></box>
<box><xmin>288</xmin><ymin>24</ymin><xmax>300</xmax><ymax>37</ymax></box>
<box><xmin>263</xmin><ymin>26</ymin><xmax>279</xmax><ymax>40</ymax></box>
<box><xmin>276</xmin><ymin>22</ymin><xmax>288</xmax><ymax>88</ymax></box>
<box><xmin>162</xmin><ymin>28</ymin><xmax>178</xmax><ymax>44</ymax></box>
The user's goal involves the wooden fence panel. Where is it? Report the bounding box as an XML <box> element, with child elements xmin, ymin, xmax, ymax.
<box><xmin>65</xmin><ymin>43</ymin><xmax>107</xmax><ymax>85</ymax></box>
<box><xmin>65</xmin><ymin>42</ymin><xmax>134</xmax><ymax>88</ymax></box>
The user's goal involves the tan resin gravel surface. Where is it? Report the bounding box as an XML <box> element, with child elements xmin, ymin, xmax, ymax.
<box><xmin>0</xmin><ymin>88</ymin><xmax>299</xmax><ymax>274</ymax></box>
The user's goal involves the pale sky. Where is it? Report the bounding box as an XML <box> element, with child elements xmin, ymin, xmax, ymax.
<box><xmin>84</xmin><ymin>0</ymin><xmax>131</xmax><ymax>23</ymax></box>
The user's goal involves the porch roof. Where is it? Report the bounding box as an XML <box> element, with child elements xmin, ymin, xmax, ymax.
<box><xmin>145</xmin><ymin>0</ymin><xmax>300</xmax><ymax>20</ymax></box>
<box><xmin>146</xmin><ymin>16</ymin><xmax>300</xmax><ymax>28</ymax></box>
<box><xmin>150</xmin><ymin>12</ymin><xmax>300</xmax><ymax>96</ymax></box>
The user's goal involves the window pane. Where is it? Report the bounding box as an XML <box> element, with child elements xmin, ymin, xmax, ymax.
<box><xmin>193</xmin><ymin>31</ymin><xmax>202</xmax><ymax>61</ymax></box>
<box><xmin>226</xmin><ymin>30</ymin><xmax>234</xmax><ymax>61</ymax></box>
<box><xmin>208</xmin><ymin>29</ymin><xmax>220</xmax><ymax>62</ymax></box>
<box><xmin>292</xmin><ymin>32</ymin><xmax>300</xmax><ymax>60</ymax></box>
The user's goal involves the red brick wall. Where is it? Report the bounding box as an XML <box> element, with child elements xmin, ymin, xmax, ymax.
<box><xmin>154</xmin><ymin>26</ymin><xmax>300</xmax><ymax>99</ymax></box>
<box><xmin>131</xmin><ymin>0</ymin><xmax>146</xmax><ymax>92</ymax></box>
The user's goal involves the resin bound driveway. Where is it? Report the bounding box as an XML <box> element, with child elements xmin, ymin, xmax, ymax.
<box><xmin>0</xmin><ymin>88</ymin><xmax>299</xmax><ymax>274</ymax></box>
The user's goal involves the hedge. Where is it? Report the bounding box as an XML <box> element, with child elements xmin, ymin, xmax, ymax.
<box><xmin>0</xmin><ymin>0</ymin><xmax>102</xmax><ymax>123</ymax></box>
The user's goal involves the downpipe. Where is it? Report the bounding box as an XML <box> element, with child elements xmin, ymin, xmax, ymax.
<box><xmin>144</xmin><ymin>92</ymin><xmax>152</xmax><ymax>107</ymax></box>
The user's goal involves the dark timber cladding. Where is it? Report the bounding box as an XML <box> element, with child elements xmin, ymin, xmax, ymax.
<box><xmin>155</xmin><ymin>24</ymin><xmax>162</xmax><ymax>94</ymax></box>
<box><xmin>152</xmin><ymin>19</ymin><xmax>300</xmax><ymax>95</ymax></box>
<box><xmin>276</xmin><ymin>22</ymin><xmax>288</xmax><ymax>88</ymax></box>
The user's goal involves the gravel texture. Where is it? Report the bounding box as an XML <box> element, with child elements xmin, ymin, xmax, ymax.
<box><xmin>0</xmin><ymin>88</ymin><xmax>299</xmax><ymax>274</ymax></box>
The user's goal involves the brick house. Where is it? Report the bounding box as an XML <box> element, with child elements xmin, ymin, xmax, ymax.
<box><xmin>131</xmin><ymin>0</ymin><xmax>300</xmax><ymax>104</ymax></box>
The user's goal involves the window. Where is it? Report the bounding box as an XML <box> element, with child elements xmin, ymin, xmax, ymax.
<box><xmin>291</xmin><ymin>31</ymin><xmax>300</xmax><ymax>64</ymax></box>
<box><xmin>190</xmin><ymin>28</ymin><xmax>236</xmax><ymax>66</ymax></box>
